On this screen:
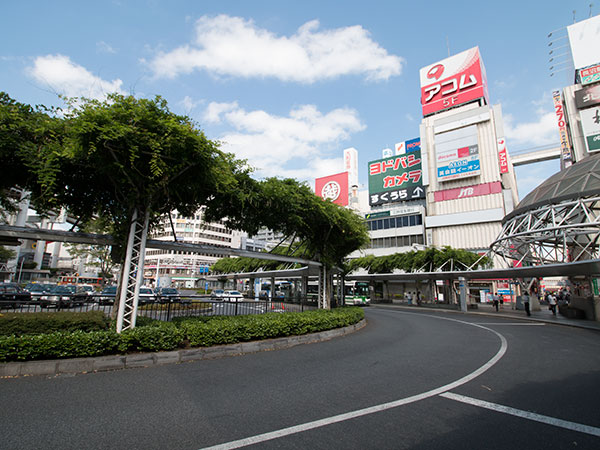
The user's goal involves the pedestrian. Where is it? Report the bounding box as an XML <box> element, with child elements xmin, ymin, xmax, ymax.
<box><xmin>416</xmin><ymin>291</ymin><xmax>422</xmax><ymax>306</ymax></box>
<box><xmin>522</xmin><ymin>290</ymin><xmax>531</xmax><ymax>316</ymax></box>
<box><xmin>493</xmin><ymin>292</ymin><xmax>499</xmax><ymax>312</ymax></box>
<box><xmin>548</xmin><ymin>292</ymin><xmax>557</xmax><ymax>316</ymax></box>
<box><xmin>406</xmin><ymin>291</ymin><xmax>412</xmax><ymax>305</ymax></box>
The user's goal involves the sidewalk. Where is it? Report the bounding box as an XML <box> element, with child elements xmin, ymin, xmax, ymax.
<box><xmin>379</xmin><ymin>301</ymin><xmax>600</xmax><ymax>332</ymax></box>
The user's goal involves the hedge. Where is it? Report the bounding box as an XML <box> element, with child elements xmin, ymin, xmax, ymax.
<box><xmin>0</xmin><ymin>311</ymin><xmax>110</xmax><ymax>336</ymax></box>
<box><xmin>0</xmin><ymin>308</ymin><xmax>364</xmax><ymax>362</ymax></box>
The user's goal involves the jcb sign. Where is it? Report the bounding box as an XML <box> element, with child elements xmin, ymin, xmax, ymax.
<box><xmin>420</xmin><ymin>47</ymin><xmax>489</xmax><ymax>117</ymax></box>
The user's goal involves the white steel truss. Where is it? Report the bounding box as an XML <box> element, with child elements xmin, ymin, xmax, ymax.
<box><xmin>490</xmin><ymin>195</ymin><xmax>600</xmax><ymax>266</ymax></box>
<box><xmin>116</xmin><ymin>209</ymin><xmax>150</xmax><ymax>332</ymax></box>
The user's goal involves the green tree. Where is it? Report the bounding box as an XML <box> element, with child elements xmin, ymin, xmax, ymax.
<box><xmin>0</xmin><ymin>92</ymin><xmax>61</xmax><ymax>213</ymax></box>
<box><xmin>205</xmin><ymin>177</ymin><xmax>369</xmax><ymax>268</ymax></box>
<box><xmin>64</xmin><ymin>217</ymin><xmax>118</xmax><ymax>282</ymax></box>
<box><xmin>33</xmin><ymin>93</ymin><xmax>245</xmax><ymax>257</ymax></box>
<box><xmin>0</xmin><ymin>246</ymin><xmax>16</xmax><ymax>262</ymax></box>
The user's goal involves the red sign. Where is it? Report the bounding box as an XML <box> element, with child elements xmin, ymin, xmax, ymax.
<box><xmin>433</xmin><ymin>181</ymin><xmax>502</xmax><ymax>202</ymax></box>
<box><xmin>497</xmin><ymin>138</ymin><xmax>509</xmax><ymax>174</ymax></box>
<box><xmin>315</xmin><ymin>172</ymin><xmax>349</xmax><ymax>206</ymax></box>
<box><xmin>420</xmin><ymin>47</ymin><xmax>488</xmax><ymax>116</ymax></box>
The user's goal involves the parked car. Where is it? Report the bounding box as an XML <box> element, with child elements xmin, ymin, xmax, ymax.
<box><xmin>211</xmin><ymin>289</ymin><xmax>226</xmax><ymax>300</ymax></box>
<box><xmin>138</xmin><ymin>287</ymin><xmax>158</xmax><ymax>304</ymax></box>
<box><xmin>158</xmin><ymin>287</ymin><xmax>181</xmax><ymax>303</ymax></box>
<box><xmin>24</xmin><ymin>283</ymin><xmax>54</xmax><ymax>300</ymax></box>
<box><xmin>39</xmin><ymin>285</ymin><xmax>80</xmax><ymax>308</ymax></box>
<box><xmin>0</xmin><ymin>283</ymin><xmax>31</xmax><ymax>308</ymax></box>
<box><xmin>98</xmin><ymin>285</ymin><xmax>118</xmax><ymax>305</ymax></box>
<box><xmin>224</xmin><ymin>290</ymin><xmax>244</xmax><ymax>302</ymax></box>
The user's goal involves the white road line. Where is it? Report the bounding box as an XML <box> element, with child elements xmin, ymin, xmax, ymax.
<box><xmin>473</xmin><ymin>322</ymin><xmax>546</xmax><ymax>326</ymax></box>
<box><xmin>440</xmin><ymin>392</ymin><xmax>600</xmax><ymax>437</ymax></box>
<box><xmin>200</xmin><ymin>313</ymin><xmax>508</xmax><ymax>450</ymax></box>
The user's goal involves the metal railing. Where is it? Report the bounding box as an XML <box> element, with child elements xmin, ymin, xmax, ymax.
<box><xmin>0</xmin><ymin>294</ymin><xmax>319</xmax><ymax>321</ymax></box>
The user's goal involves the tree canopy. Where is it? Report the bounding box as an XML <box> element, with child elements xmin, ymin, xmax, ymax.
<box><xmin>0</xmin><ymin>92</ymin><xmax>61</xmax><ymax>213</ymax></box>
<box><xmin>1</xmin><ymin>92</ymin><xmax>369</xmax><ymax>267</ymax></box>
<box><xmin>346</xmin><ymin>246</ymin><xmax>490</xmax><ymax>274</ymax></box>
<box><xmin>33</xmin><ymin>94</ymin><xmax>244</xmax><ymax>252</ymax></box>
<box><xmin>204</xmin><ymin>176</ymin><xmax>370</xmax><ymax>267</ymax></box>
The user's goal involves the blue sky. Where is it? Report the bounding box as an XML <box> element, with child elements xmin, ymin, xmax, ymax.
<box><xmin>2</xmin><ymin>1</ymin><xmax>593</xmax><ymax>201</ymax></box>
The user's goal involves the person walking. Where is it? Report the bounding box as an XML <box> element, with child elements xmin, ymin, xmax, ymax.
<box><xmin>548</xmin><ymin>292</ymin><xmax>557</xmax><ymax>316</ymax></box>
<box><xmin>522</xmin><ymin>290</ymin><xmax>531</xmax><ymax>316</ymax></box>
<box><xmin>492</xmin><ymin>292</ymin><xmax>499</xmax><ymax>312</ymax></box>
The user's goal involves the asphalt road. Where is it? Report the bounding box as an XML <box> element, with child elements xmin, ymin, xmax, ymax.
<box><xmin>1</xmin><ymin>308</ymin><xmax>599</xmax><ymax>449</ymax></box>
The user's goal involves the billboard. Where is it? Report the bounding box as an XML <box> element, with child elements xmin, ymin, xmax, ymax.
<box><xmin>315</xmin><ymin>171</ymin><xmax>349</xmax><ymax>206</ymax></box>
<box><xmin>368</xmin><ymin>151</ymin><xmax>425</xmax><ymax>206</ymax></box>
<box><xmin>343</xmin><ymin>148</ymin><xmax>358</xmax><ymax>188</ymax></box>
<box><xmin>553</xmin><ymin>90</ymin><xmax>573</xmax><ymax>168</ymax></box>
<box><xmin>497</xmin><ymin>138</ymin><xmax>509</xmax><ymax>174</ymax></box>
<box><xmin>419</xmin><ymin>47</ymin><xmax>489</xmax><ymax>116</ymax></box>
<box><xmin>579</xmin><ymin>64</ymin><xmax>600</xmax><ymax>86</ymax></box>
<box><xmin>433</xmin><ymin>181</ymin><xmax>502</xmax><ymax>202</ymax></box>
<box><xmin>580</xmin><ymin>107</ymin><xmax>600</xmax><ymax>153</ymax></box>
<box><xmin>435</xmin><ymin>124</ymin><xmax>480</xmax><ymax>182</ymax></box>
<box><xmin>395</xmin><ymin>137</ymin><xmax>420</xmax><ymax>155</ymax></box>
<box><xmin>567</xmin><ymin>15</ymin><xmax>600</xmax><ymax>71</ymax></box>
<box><xmin>575</xmin><ymin>84</ymin><xmax>600</xmax><ymax>109</ymax></box>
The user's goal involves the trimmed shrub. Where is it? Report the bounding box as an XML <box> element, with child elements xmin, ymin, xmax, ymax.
<box><xmin>0</xmin><ymin>311</ymin><xmax>110</xmax><ymax>336</ymax></box>
<box><xmin>0</xmin><ymin>330</ymin><xmax>121</xmax><ymax>361</ymax></box>
<box><xmin>0</xmin><ymin>307</ymin><xmax>364</xmax><ymax>362</ymax></box>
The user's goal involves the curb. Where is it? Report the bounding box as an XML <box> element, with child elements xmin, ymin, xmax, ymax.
<box><xmin>373</xmin><ymin>304</ymin><xmax>600</xmax><ymax>332</ymax></box>
<box><xmin>0</xmin><ymin>319</ymin><xmax>367</xmax><ymax>378</ymax></box>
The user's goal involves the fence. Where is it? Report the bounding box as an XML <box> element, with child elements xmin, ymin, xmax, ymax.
<box><xmin>0</xmin><ymin>294</ymin><xmax>319</xmax><ymax>321</ymax></box>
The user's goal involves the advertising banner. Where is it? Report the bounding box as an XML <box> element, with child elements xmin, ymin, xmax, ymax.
<box><xmin>553</xmin><ymin>90</ymin><xmax>573</xmax><ymax>169</ymax></box>
<box><xmin>343</xmin><ymin>148</ymin><xmax>358</xmax><ymax>188</ymax></box>
<box><xmin>497</xmin><ymin>138</ymin><xmax>509</xmax><ymax>173</ymax></box>
<box><xmin>435</xmin><ymin>124</ymin><xmax>480</xmax><ymax>182</ymax></box>
<box><xmin>315</xmin><ymin>171</ymin><xmax>349</xmax><ymax>206</ymax></box>
<box><xmin>579</xmin><ymin>64</ymin><xmax>600</xmax><ymax>86</ymax></box>
<box><xmin>567</xmin><ymin>15</ymin><xmax>600</xmax><ymax>70</ymax></box>
<box><xmin>575</xmin><ymin>84</ymin><xmax>600</xmax><ymax>109</ymax></box>
<box><xmin>433</xmin><ymin>181</ymin><xmax>502</xmax><ymax>202</ymax></box>
<box><xmin>405</xmin><ymin>137</ymin><xmax>421</xmax><ymax>153</ymax></box>
<box><xmin>395</xmin><ymin>137</ymin><xmax>421</xmax><ymax>155</ymax></box>
<box><xmin>368</xmin><ymin>150</ymin><xmax>425</xmax><ymax>206</ymax></box>
<box><xmin>580</xmin><ymin>107</ymin><xmax>600</xmax><ymax>153</ymax></box>
<box><xmin>419</xmin><ymin>47</ymin><xmax>489</xmax><ymax>117</ymax></box>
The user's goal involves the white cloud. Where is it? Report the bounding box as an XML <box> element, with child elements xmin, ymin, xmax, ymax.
<box><xmin>179</xmin><ymin>95</ymin><xmax>203</xmax><ymax>113</ymax></box>
<box><xmin>148</xmin><ymin>15</ymin><xmax>403</xmax><ymax>83</ymax></box>
<box><xmin>96</xmin><ymin>41</ymin><xmax>117</xmax><ymax>54</ymax></box>
<box><xmin>28</xmin><ymin>54</ymin><xmax>124</xmax><ymax>100</ymax></box>
<box><xmin>203</xmin><ymin>102</ymin><xmax>365</xmax><ymax>180</ymax></box>
<box><xmin>504</xmin><ymin>109</ymin><xmax>560</xmax><ymax>149</ymax></box>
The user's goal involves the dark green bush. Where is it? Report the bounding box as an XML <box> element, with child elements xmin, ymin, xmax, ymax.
<box><xmin>0</xmin><ymin>307</ymin><xmax>364</xmax><ymax>362</ymax></box>
<box><xmin>0</xmin><ymin>311</ymin><xmax>110</xmax><ymax>336</ymax></box>
<box><xmin>178</xmin><ymin>308</ymin><xmax>365</xmax><ymax>347</ymax></box>
<box><xmin>118</xmin><ymin>322</ymin><xmax>184</xmax><ymax>352</ymax></box>
<box><xmin>0</xmin><ymin>330</ymin><xmax>121</xmax><ymax>361</ymax></box>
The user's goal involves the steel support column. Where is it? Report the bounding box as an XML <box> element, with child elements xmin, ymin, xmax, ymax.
<box><xmin>116</xmin><ymin>209</ymin><xmax>150</xmax><ymax>333</ymax></box>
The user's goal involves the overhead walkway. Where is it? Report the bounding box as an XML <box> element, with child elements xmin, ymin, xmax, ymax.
<box><xmin>510</xmin><ymin>145</ymin><xmax>561</xmax><ymax>166</ymax></box>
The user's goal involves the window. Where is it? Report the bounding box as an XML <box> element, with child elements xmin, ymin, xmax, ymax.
<box><xmin>409</xmin><ymin>215</ymin><xmax>417</xmax><ymax>226</ymax></box>
<box><xmin>402</xmin><ymin>216</ymin><xmax>409</xmax><ymax>227</ymax></box>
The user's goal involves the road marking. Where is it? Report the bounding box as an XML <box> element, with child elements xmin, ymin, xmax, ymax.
<box><xmin>200</xmin><ymin>312</ymin><xmax>508</xmax><ymax>450</ymax></box>
<box><xmin>440</xmin><ymin>392</ymin><xmax>600</xmax><ymax>437</ymax></box>
<box><xmin>473</xmin><ymin>322</ymin><xmax>546</xmax><ymax>326</ymax></box>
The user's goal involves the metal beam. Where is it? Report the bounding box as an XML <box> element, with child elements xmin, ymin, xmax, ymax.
<box><xmin>510</xmin><ymin>146</ymin><xmax>561</xmax><ymax>166</ymax></box>
<box><xmin>0</xmin><ymin>224</ymin><xmax>321</xmax><ymax>267</ymax></box>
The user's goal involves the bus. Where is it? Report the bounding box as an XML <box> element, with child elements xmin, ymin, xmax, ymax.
<box><xmin>58</xmin><ymin>275</ymin><xmax>103</xmax><ymax>288</ymax></box>
<box><xmin>306</xmin><ymin>280</ymin><xmax>370</xmax><ymax>306</ymax></box>
<box><xmin>344</xmin><ymin>281</ymin><xmax>370</xmax><ymax>306</ymax></box>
